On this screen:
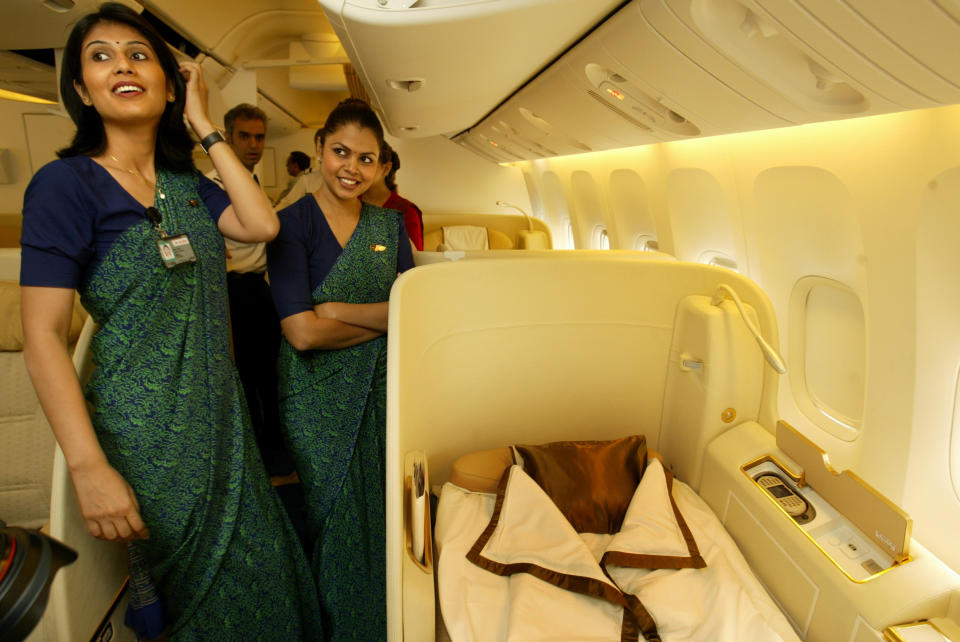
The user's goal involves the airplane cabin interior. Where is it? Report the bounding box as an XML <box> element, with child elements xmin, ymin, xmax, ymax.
<box><xmin>2</xmin><ymin>0</ymin><xmax>960</xmax><ymax>641</ymax></box>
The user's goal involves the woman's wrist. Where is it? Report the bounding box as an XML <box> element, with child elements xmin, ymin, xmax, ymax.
<box><xmin>66</xmin><ymin>449</ymin><xmax>109</xmax><ymax>475</ymax></box>
<box><xmin>190</xmin><ymin>119</ymin><xmax>217</xmax><ymax>141</ymax></box>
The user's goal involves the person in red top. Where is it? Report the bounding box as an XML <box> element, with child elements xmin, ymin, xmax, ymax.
<box><xmin>362</xmin><ymin>142</ymin><xmax>424</xmax><ymax>250</ymax></box>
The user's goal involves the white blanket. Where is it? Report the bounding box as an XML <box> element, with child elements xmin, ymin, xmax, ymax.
<box><xmin>435</xmin><ymin>459</ymin><xmax>799</xmax><ymax>642</ymax></box>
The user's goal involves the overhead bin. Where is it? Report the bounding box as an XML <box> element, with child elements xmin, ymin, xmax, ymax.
<box><xmin>326</xmin><ymin>0</ymin><xmax>960</xmax><ymax>162</ymax></box>
<box><xmin>317</xmin><ymin>0</ymin><xmax>625</xmax><ymax>137</ymax></box>
<box><xmin>642</xmin><ymin>0</ymin><xmax>893</xmax><ymax>120</ymax></box>
<box><xmin>752</xmin><ymin>0</ymin><xmax>960</xmax><ymax>106</ymax></box>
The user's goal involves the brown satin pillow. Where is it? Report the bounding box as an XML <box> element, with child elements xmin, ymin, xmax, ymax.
<box><xmin>515</xmin><ymin>435</ymin><xmax>648</xmax><ymax>534</ymax></box>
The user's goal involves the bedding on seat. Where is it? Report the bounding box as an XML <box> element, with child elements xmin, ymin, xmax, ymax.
<box><xmin>435</xmin><ymin>457</ymin><xmax>799</xmax><ymax>642</ymax></box>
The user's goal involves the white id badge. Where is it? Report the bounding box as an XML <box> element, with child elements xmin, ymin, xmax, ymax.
<box><xmin>156</xmin><ymin>234</ymin><xmax>197</xmax><ymax>268</ymax></box>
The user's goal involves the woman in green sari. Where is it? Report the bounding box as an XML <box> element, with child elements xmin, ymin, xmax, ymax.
<box><xmin>20</xmin><ymin>4</ymin><xmax>321</xmax><ymax>639</ymax></box>
<box><xmin>267</xmin><ymin>99</ymin><xmax>415</xmax><ymax>640</ymax></box>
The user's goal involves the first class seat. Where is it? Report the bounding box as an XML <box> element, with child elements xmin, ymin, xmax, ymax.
<box><xmin>0</xmin><ymin>248</ymin><xmax>84</xmax><ymax>530</ymax></box>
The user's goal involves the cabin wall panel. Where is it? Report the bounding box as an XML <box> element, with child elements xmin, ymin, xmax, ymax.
<box><xmin>538</xmin><ymin>170</ymin><xmax>575</xmax><ymax>249</ymax></box>
<box><xmin>749</xmin><ymin>166</ymin><xmax>868</xmax><ymax>473</ymax></box>
<box><xmin>515</xmin><ymin>104</ymin><xmax>960</xmax><ymax>573</ymax></box>
<box><xmin>664</xmin><ymin>167</ymin><xmax>740</xmax><ymax>266</ymax></box>
<box><xmin>911</xmin><ymin>166</ymin><xmax>960</xmax><ymax>574</ymax></box>
<box><xmin>569</xmin><ymin>170</ymin><xmax>610</xmax><ymax>249</ymax></box>
<box><xmin>0</xmin><ymin>102</ymin><xmax>74</xmax><ymax>220</ymax></box>
<box><xmin>388</xmin><ymin>135</ymin><xmax>532</xmax><ymax>217</ymax></box>
<box><xmin>608</xmin><ymin>169</ymin><xmax>657</xmax><ymax>250</ymax></box>
<box><xmin>523</xmin><ymin>144</ymin><xmax>669</xmax><ymax>251</ymax></box>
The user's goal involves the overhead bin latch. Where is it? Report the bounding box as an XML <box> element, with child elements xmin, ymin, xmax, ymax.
<box><xmin>387</xmin><ymin>78</ymin><xmax>424</xmax><ymax>92</ymax></box>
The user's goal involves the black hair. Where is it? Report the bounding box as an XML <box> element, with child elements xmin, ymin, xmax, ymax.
<box><xmin>317</xmin><ymin>98</ymin><xmax>385</xmax><ymax>156</ymax></box>
<box><xmin>224</xmin><ymin>103</ymin><xmax>267</xmax><ymax>136</ymax></box>
<box><xmin>287</xmin><ymin>151</ymin><xmax>311</xmax><ymax>172</ymax></box>
<box><xmin>57</xmin><ymin>2</ymin><xmax>194</xmax><ymax>172</ymax></box>
<box><xmin>379</xmin><ymin>142</ymin><xmax>401</xmax><ymax>192</ymax></box>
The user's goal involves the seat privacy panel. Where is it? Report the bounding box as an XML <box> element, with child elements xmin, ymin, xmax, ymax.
<box><xmin>0</xmin><ymin>352</ymin><xmax>56</xmax><ymax>528</ymax></box>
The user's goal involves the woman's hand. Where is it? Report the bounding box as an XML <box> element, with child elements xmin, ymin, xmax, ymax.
<box><xmin>22</xmin><ymin>285</ymin><xmax>150</xmax><ymax>544</ymax></box>
<box><xmin>71</xmin><ymin>460</ymin><xmax>150</xmax><ymax>542</ymax></box>
<box><xmin>178</xmin><ymin>60</ymin><xmax>215</xmax><ymax>139</ymax></box>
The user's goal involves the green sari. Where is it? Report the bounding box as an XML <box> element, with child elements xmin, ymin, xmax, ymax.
<box><xmin>81</xmin><ymin>169</ymin><xmax>322</xmax><ymax>641</ymax></box>
<box><xmin>277</xmin><ymin>205</ymin><xmax>401</xmax><ymax>640</ymax></box>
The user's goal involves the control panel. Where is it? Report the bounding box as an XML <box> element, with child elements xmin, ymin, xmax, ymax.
<box><xmin>744</xmin><ymin>458</ymin><xmax>895</xmax><ymax>581</ymax></box>
<box><xmin>754</xmin><ymin>472</ymin><xmax>815</xmax><ymax>523</ymax></box>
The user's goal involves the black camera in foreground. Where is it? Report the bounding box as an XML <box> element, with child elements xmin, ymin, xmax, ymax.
<box><xmin>0</xmin><ymin>520</ymin><xmax>77</xmax><ymax>642</ymax></box>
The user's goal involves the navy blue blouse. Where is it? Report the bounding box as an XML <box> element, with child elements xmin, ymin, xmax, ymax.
<box><xmin>21</xmin><ymin>156</ymin><xmax>230</xmax><ymax>288</ymax></box>
<box><xmin>268</xmin><ymin>194</ymin><xmax>415</xmax><ymax>320</ymax></box>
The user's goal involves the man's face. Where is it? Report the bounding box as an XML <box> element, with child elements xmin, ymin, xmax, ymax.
<box><xmin>286</xmin><ymin>158</ymin><xmax>300</xmax><ymax>177</ymax></box>
<box><xmin>227</xmin><ymin>116</ymin><xmax>266</xmax><ymax>171</ymax></box>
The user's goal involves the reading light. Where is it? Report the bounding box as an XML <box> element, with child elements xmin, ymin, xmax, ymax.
<box><xmin>711</xmin><ymin>284</ymin><xmax>787</xmax><ymax>374</ymax></box>
<box><xmin>0</xmin><ymin>520</ymin><xmax>77</xmax><ymax>640</ymax></box>
<box><xmin>495</xmin><ymin>200</ymin><xmax>534</xmax><ymax>232</ymax></box>
<box><xmin>605</xmin><ymin>87</ymin><xmax>625</xmax><ymax>101</ymax></box>
<box><xmin>496</xmin><ymin>200</ymin><xmax>550</xmax><ymax>250</ymax></box>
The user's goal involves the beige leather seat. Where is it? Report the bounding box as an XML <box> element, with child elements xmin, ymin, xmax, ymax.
<box><xmin>423</xmin><ymin>225</ymin><xmax>514</xmax><ymax>251</ymax></box>
<box><xmin>0</xmin><ymin>248</ymin><xmax>84</xmax><ymax>529</ymax></box>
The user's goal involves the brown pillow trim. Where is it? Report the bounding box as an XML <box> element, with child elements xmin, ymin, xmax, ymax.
<box><xmin>600</xmin><ymin>468</ymin><xmax>706</xmax><ymax>571</ymax></box>
<box><xmin>466</xmin><ymin>466</ymin><xmax>661</xmax><ymax>642</ymax></box>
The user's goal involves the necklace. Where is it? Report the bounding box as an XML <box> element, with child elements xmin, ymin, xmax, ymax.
<box><xmin>108</xmin><ymin>154</ymin><xmax>165</xmax><ymax>200</ymax></box>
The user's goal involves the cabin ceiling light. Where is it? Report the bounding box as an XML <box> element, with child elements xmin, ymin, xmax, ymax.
<box><xmin>0</xmin><ymin>88</ymin><xmax>57</xmax><ymax>105</ymax></box>
<box><xmin>41</xmin><ymin>0</ymin><xmax>75</xmax><ymax>13</ymax></box>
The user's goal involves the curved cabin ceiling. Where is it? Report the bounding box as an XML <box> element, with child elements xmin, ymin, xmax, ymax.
<box><xmin>5</xmin><ymin>0</ymin><xmax>960</xmax><ymax>156</ymax></box>
<box><xmin>0</xmin><ymin>0</ymin><xmax>352</xmax><ymax>136</ymax></box>
<box><xmin>318</xmin><ymin>0</ymin><xmax>627</xmax><ymax>138</ymax></box>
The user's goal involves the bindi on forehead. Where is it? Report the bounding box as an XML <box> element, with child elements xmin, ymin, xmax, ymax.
<box><xmin>82</xmin><ymin>38</ymin><xmax>151</xmax><ymax>51</ymax></box>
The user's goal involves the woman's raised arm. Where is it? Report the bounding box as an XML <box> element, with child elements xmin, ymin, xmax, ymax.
<box><xmin>179</xmin><ymin>61</ymin><xmax>278</xmax><ymax>243</ymax></box>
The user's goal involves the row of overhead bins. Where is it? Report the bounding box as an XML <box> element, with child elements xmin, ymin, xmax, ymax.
<box><xmin>318</xmin><ymin>0</ymin><xmax>626</xmax><ymax>139</ymax></box>
<box><xmin>320</xmin><ymin>0</ymin><xmax>960</xmax><ymax>163</ymax></box>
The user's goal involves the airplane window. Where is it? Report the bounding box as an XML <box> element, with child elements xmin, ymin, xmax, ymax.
<box><xmin>596</xmin><ymin>227</ymin><xmax>611</xmax><ymax>250</ymax></box>
<box><xmin>789</xmin><ymin>277</ymin><xmax>865</xmax><ymax>441</ymax></box>
<box><xmin>699</xmin><ymin>250</ymin><xmax>738</xmax><ymax>272</ymax></box>
<box><xmin>634</xmin><ymin>234</ymin><xmax>659</xmax><ymax>252</ymax></box>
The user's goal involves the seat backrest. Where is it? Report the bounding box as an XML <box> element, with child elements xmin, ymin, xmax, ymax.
<box><xmin>0</xmin><ymin>249</ymin><xmax>53</xmax><ymax>528</ymax></box>
<box><xmin>0</xmin><ymin>248</ymin><xmax>84</xmax><ymax>528</ymax></box>
<box><xmin>421</xmin><ymin>212</ymin><xmax>550</xmax><ymax>251</ymax></box>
